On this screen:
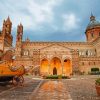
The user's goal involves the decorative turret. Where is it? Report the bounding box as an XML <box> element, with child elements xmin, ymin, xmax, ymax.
<box><xmin>15</xmin><ymin>23</ymin><xmax>23</xmax><ymax>57</ymax></box>
<box><xmin>85</xmin><ymin>14</ymin><xmax>100</xmax><ymax>42</ymax></box>
<box><xmin>90</xmin><ymin>13</ymin><xmax>95</xmax><ymax>21</ymax></box>
<box><xmin>16</xmin><ymin>23</ymin><xmax>23</xmax><ymax>42</ymax></box>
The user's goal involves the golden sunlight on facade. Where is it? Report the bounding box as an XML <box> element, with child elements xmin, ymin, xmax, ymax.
<box><xmin>41</xmin><ymin>57</ymin><xmax>72</xmax><ymax>76</ymax></box>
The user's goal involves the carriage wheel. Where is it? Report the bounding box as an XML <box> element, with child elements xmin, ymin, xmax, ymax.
<box><xmin>19</xmin><ymin>76</ymin><xmax>24</xmax><ymax>85</ymax></box>
<box><xmin>12</xmin><ymin>76</ymin><xmax>24</xmax><ymax>86</ymax></box>
<box><xmin>12</xmin><ymin>76</ymin><xmax>19</xmax><ymax>86</ymax></box>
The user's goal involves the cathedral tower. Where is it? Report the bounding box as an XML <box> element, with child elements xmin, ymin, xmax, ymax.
<box><xmin>85</xmin><ymin>14</ymin><xmax>100</xmax><ymax>42</ymax></box>
<box><xmin>15</xmin><ymin>23</ymin><xmax>23</xmax><ymax>57</ymax></box>
<box><xmin>0</xmin><ymin>17</ymin><xmax>13</xmax><ymax>52</ymax></box>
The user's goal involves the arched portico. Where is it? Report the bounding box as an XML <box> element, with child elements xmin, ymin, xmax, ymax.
<box><xmin>40</xmin><ymin>57</ymin><xmax>72</xmax><ymax>76</ymax></box>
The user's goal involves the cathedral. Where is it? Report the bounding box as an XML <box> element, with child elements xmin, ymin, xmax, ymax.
<box><xmin>0</xmin><ymin>14</ymin><xmax>100</xmax><ymax>76</ymax></box>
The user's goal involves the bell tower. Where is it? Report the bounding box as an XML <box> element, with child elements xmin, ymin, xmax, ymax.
<box><xmin>0</xmin><ymin>17</ymin><xmax>13</xmax><ymax>52</ymax></box>
<box><xmin>85</xmin><ymin>14</ymin><xmax>100</xmax><ymax>42</ymax></box>
<box><xmin>15</xmin><ymin>23</ymin><xmax>23</xmax><ymax>57</ymax></box>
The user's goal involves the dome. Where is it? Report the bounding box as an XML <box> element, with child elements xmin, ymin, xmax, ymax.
<box><xmin>86</xmin><ymin>14</ymin><xmax>100</xmax><ymax>30</ymax></box>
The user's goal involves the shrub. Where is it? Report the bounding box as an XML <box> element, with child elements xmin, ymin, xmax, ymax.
<box><xmin>95</xmin><ymin>78</ymin><xmax>100</xmax><ymax>85</ymax></box>
<box><xmin>45</xmin><ymin>75</ymin><xmax>69</xmax><ymax>79</ymax></box>
<box><xmin>46</xmin><ymin>75</ymin><xmax>58</xmax><ymax>79</ymax></box>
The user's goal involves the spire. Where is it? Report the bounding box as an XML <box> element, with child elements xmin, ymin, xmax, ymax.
<box><xmin>6</xmin><ymin>16</ymin><xmax>12</xmax><ymax>24</ymax></box>
<box><xmin>90</xmin><ymin>13</ymin><xmax>95</xmax><ymax>21</ymax></box>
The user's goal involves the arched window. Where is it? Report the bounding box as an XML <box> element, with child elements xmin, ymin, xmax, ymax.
<box><xmin>86</xmin><ymin>50</ymin><xmax>88</xmax><ymax>56</ymax></box>
<box><xmin>23</xmin><ymin>50</ymin><xmax>29</xmax><ymax>56</ymax></box>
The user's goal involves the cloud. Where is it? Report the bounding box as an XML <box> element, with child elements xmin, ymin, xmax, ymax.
<box><xmin>62</xmin><ymin>13</ymin><xmax>80</xmax><ymax>32</ymax></box>
<box><xmin>0</xmin><ymin>0</ymin><xmax>100</xmax><ymax>42</ymax></box>
<box><xmin>27</xmin><ymin>0</ymin><xmax>63</xmax><ymax>30</ymax></box>
<box><xmin>0</xmin><ymin>0</ymin><xmax>63</xmax><ymax>30</ymax></box>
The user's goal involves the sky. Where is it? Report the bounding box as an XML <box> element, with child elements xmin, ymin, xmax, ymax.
<box><xmin>0</xmin><ymin>0</ymin><xmax>100</xmax><ymax>43</ymax></box>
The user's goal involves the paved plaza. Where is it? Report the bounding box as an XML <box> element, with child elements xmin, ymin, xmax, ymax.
<box><xmin>32</xmin><ymin>80</ymin><xmax>72</xmax><ymax>100</ymax></box>
<box><xmin>0</xmin><ymin>75</ymin><xmax>100</xmax><ymax>100</ymax></box>
<box><xmin>63</xmin><ymin>76</ymin><xmax>100</xmax><ymax>100</ymax></box>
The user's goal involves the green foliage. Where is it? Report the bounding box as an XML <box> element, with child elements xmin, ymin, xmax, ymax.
<box><xmin>45</xmin><ymin>75</ymin><xmax>69</xmax><ymax>79</ymax></box>
<box><xmin>46</xmin><ymin>75</ymin><xmax>58</xmax><ymax>79</ymax></box>
<box><xmin>95</xmin><ymin>78</ymin><xmax>100</xmax><ymax>85</ymax></box>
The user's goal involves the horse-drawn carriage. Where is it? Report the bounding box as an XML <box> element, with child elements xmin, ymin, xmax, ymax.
<box><xmin>0</xmin><ymin>61</ymin><xmax>25</xmax><ymax>86</ymax></box>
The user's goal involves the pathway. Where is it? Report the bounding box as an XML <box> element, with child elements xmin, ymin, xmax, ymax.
<box><xmin>32</xmin><ymin>80</ymin><xmax>72</xmax><ymax>100</ymax></box>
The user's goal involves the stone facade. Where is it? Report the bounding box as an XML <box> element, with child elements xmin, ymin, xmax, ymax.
<box><xmin>0</xmin><ymin>15</ymin><xmax>100</xmax><ymax>76</ymax></box>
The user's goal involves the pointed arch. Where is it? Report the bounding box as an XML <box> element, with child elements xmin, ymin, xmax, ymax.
<box><xmin>50</xmin><ymin>57</ymin><xmax>61</xmax><ymax>75</ymax></box>
<box><xmin>63</xmin><ymin>59</ymin><xmax>72</xmax><ymax>76</ymax></box>
<box><xmin>40</xmin><ymin>58</ymin><xmax>49</xmax><ymax>75</ymax></box>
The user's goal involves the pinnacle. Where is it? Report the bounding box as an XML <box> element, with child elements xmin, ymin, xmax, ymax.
<box><xmin>6</xmin><ymin>16</ymin><xmax>12</xmax><ymax>24</ymax></box>
<box><xmin>90</xmin><ymin>13</ymin><xmax>95</xmax><ymax>21</ymax></box>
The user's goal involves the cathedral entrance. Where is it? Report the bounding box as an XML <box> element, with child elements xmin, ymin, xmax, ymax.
<box><xmin>50</xmin><ymin>57</ymin><xmax>61</xmax><ymax>75</ymax></box>
<box><xmin>53</xmin><ymin>67</ymin><xmax>57</xmax><ymax>75</ymax></box>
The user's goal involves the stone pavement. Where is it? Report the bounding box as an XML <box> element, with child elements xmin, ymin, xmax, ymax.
<box><xmin>1</xmin><ymin>75</ymin><xmax>100</xmax><ymax>100</ymax></box>
<box><xmin>0</xmin><ymin>76</ymin><xmax>42</xmax><ymax>100</ymax></box>
<box><xmin>0</xmin><ymin>82</ymin><xmax>13</xmax><ymax>93</ymax></box>
<box><xmin>63</xmin><ymin>76</ymin><xmax>100</xmax><ymax>100</ymax></box>
<box><xmin>32</xmin><ymin>80</ymin><xmax>72</xmax><ymax>100</ymax></box>
<box><xmin>32</xmin><ymin>75</ymin><xmax>100</xmax><ymax>100</ymax></box>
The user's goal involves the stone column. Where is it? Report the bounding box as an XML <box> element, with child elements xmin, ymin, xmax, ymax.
<box><xmin>61</xmin><ymin>60</ymin><xmax>64</xmax><ymax>75</ymax></box>
<box><xmin>33</xmin><ymin>49</ymin><xmax>40</xmax><ymax>75</ymax></box>
<box><xmin>48</xmin><ymin>62</ymin><xmax>50</xmax><ymax>75</ymax></box>
<box><xmin>71</xmin><ymin>49</ymin><xmax>79</xmax><ymax>75</ymax></box>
